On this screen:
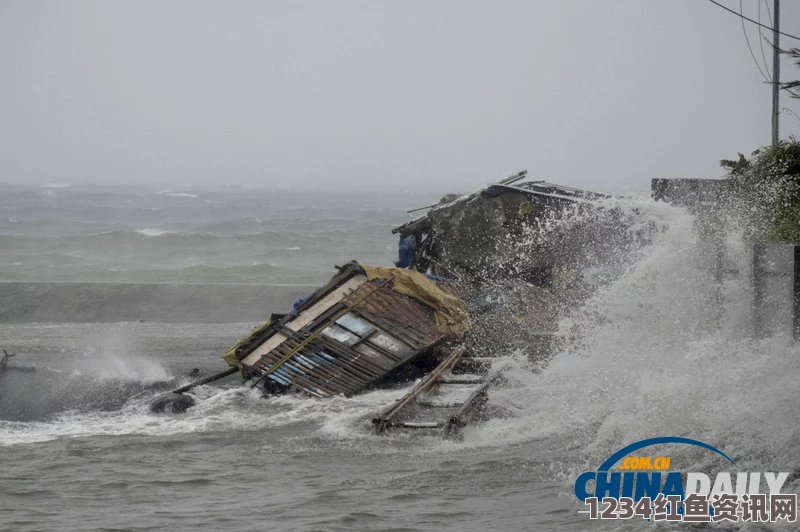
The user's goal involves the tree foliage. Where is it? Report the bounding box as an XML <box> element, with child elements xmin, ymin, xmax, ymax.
<box><xmin>718</xmin><ymin>47</ymin><xmax>800</xmax><ymax>241</ymax></box>
<box><xmin>721</xmin><ymin>138</ymin><xmax>800</xmax><ymax>242</ymax></box>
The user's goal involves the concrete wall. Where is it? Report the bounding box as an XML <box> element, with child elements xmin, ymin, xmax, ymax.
<box><xmin>752</xmin><ymin>244</ymin><xmax>799</xmax><ymax>338</ymax></box>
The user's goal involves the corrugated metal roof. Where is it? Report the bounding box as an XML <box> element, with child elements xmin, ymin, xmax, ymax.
<box><xmin>245</xmin><ymin>274</ymin><xmax>457</xmax><ymax>397</ymax></box>
<box><xmin>392</xmin><ymin>175</ymin><xmax>605</xmax><ymax>235</ymax></box>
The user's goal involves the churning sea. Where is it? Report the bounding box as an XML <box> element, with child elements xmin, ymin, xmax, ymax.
<box><xmin>0</xmin><ymin>183</ymin><xmax>798</xmax><ymax>531</ymax></box>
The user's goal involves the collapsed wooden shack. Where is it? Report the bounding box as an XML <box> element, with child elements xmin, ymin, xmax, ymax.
<box><xmin>221</xmin><ymin>261</ymin><xmax>469</xmax><ymax>397</ymax></box>
<box><xmin>392</xmin><ymin>171</ymin><xmax>625</xmax><ymax>357</ymax></box>
<box><xmin>392</xmin><ymin>170</ymin><xmax>608</xmax><ymax>286</ymax></box>
<box><xmin>156</xmin><ymin>171</ymin><xmax>631</xmax><ymax>435</ymax></box>
<box><xmin>216</xmin><ymin>172</ymin><xmax>611</xmax><ymax>398</ymax></box>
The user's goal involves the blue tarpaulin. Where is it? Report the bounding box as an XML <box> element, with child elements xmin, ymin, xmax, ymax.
<box><xmin>395</xmin><ymin>235</ymin><xmax>418</xmax><ymax>268</ymax></box>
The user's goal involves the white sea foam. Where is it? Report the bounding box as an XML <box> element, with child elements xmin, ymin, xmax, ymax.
<box><xmin>458</xmin><ymin>197</ymin><xmax>800</xmax><ymax>482</ymax></box>
<box><xmin>0</xmin><ymin>386</ymin><xmax>262</xmax><ymax>445</ymax></box>
<box><xmin>135</xmin><ymin>228</ymin><xmax>169</xmax><ymax>237</ymax></box>
<box><xmin>160</xmin><ymin>191</ymin><xmax>198</xmax><ymax>198</ymax></box>
<box><xmin>0</xmin><ymin>384</ymin><xmax>402</xmax><ymax>446</ymax></box>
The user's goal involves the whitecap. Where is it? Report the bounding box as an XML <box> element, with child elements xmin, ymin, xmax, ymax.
<box><xmin>160</xmin><ymin>191</ymin><xmax>198</xmax><ymax>198</ymax></box>
<box><xmin>135</xmin><ymin>228</ymin><xmax>169</xmax><ymax>237</ymax></box>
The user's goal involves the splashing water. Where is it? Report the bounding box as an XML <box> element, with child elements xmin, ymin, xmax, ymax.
<box><xmin>71</xmin><ymin>326</ymin><xmax>174</xmax><ymax>383</ymax></box>
<box><xmin>88</xmin><ymin>354</ymin><xmax>172</xmax><ymax>383</ymax></box>
<box><xmin>465</xmin><ymin>196</ymin><xmax>800</xmax><ymax>487</ymax></box>
<box><xmin>3</xmin><ymin>195</ymin><xmax>798</xmax><ymax>499</ymax></box>
<box><xmin>0</xmin><ymin>382</ymin><xmax>407</xmax><ymax>447</ymax></box>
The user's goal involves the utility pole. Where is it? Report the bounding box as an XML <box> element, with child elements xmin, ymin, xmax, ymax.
<box><xmin>772</xmin><ymin>0</ymin><xmax>780</xmax><ymax>146</ymax></box>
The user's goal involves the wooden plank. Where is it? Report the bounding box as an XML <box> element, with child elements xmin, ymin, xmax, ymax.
<box><xmin>440</xmin><ymin>376</ymin><xmax>484</xmax><ymax>385</ymax></box>
<box><xmin>441</xmin><ymin>370</ymin><xmax>506</xmax><ymax>440</ymax></box>
<box><xmin>241</xmin><ymin>275</ymin><xmax>366</xmax><ymax>366</ymax></box>
<box><xmin>397</xmin><ymin>421</ymin><xmax>443</xmax><ymax>429</ymax></box>
<box><xmin>372</xmin><ymin>346</ymin><xmax>466</xmax><ymax>434</ymax></box>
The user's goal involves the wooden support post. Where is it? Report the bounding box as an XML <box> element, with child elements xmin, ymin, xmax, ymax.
<box><xmin>168</xmin><ymin>366</ymin><xmax>239</xmax><ymax>395</ymax></box>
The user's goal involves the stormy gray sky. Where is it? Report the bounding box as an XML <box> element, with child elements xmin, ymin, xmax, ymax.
<box><xmin>1</xmin><ymin>0</ymin><xmax>799</xmax><ymax>193</ymax></box>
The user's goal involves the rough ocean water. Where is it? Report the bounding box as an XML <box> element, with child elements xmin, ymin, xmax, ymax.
<box><xmin>1</xmin><ymin>183</ymin><xmax>798</xmax><ymax>531</ymax></box>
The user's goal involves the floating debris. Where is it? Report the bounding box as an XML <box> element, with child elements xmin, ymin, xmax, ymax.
<box><xmin>156</xmin><ymin>171</ymin><xmax>617</xmax><ymax>437</ymax></box>
<box><xmin>0</xmin><ymin>349</ymin><xmax>15</xmax><ymax>376</ymax></box>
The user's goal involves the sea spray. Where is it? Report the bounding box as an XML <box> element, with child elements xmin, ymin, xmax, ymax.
<box><xmin>466</xmin><ymin>196</ymin><xmax>800</xmax><ymax>491</ymax></box>
<box><xmin>3</xmin><ymin>193</ymin><xmax>798</xmax><ymax>491</ymax></box>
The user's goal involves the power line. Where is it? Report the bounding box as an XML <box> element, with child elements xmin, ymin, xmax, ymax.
<box><xmin>747</xmin><ymin>1</ymin><xmax>799</xmax><ymax>98</ymax></box>
<box><xmin>741</xmin><ymin>0</ymin><xmax>771</xmax><ymax>83</ymax></box>
<box><xmin>706</xmin><ymin>0</ymin><xmax>800</xmax><ymax>41</ymax></box>
<box><xmin>758</xmin><ymin>0</ymin><xmax>772</xmax><ymax>79</ymax></box>
<box><xmin>764</xmin><ymin>0</ymin><xmax>772</xmax><ymax>22</ymax></box>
